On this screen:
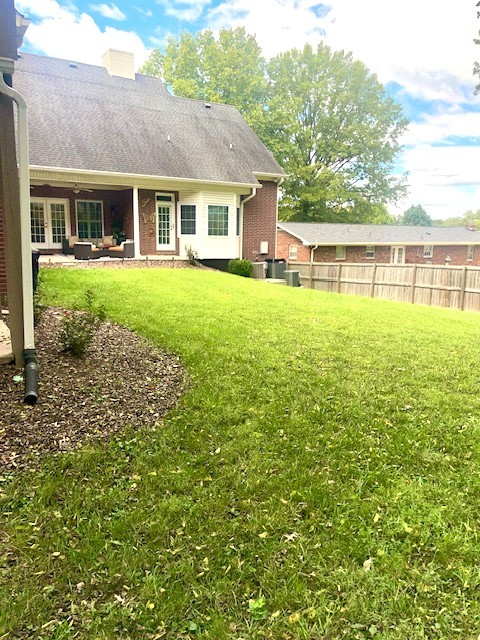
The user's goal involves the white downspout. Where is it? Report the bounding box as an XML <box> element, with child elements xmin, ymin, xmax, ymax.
<box><xmin>132</xmin><ymin>186</ymin><xmax>141</xmax><ymax>257</ymax></box>
<box><xmin>240</xmin><ymin>187</ymin><xmax>257</xmax><ymax>259</ymax></box>
<box><xmin>0</xmin><ymin>58</ymin><xmax>34</xmax><ymax>350</ymax></box>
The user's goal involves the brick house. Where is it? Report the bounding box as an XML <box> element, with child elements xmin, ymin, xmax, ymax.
<box><xmin>277</xmin><ymin>222</ymin><xmax>480</xmax><ymax>266</ymax></box>
<box><xmin>0</xmin><ymin>50</ymin><xmax>285</xmax><ymax>293</ymax></box>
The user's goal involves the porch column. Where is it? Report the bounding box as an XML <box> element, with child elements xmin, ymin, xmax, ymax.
<box><xmin>132</xmin><ymin>186</ymin><xmax>141</xmax><ymax>257</ymax></box>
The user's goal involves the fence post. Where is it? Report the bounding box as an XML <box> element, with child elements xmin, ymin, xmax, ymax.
<box><xmin>309</xmin><ymin>261</ymin><xmax>314</xmax><ymax>289</ymax></box>
<box><xmin>460</xmin><ymin>266</ymin><xmax>468</xmax><ymax>311</ymax></box>
<box><xmin>369</xmin><ymin>263</ymin><xmax>377</xmax><ymax>298</ymax></box>
<box><xmin>336</xmin><ymin>263</ymin><xmax>342</xmax><ymax>294</ymax></box>
<box><xmin>410</xmin><ymin>264</ymin><xmax>417</xmax><ymax>304</ymax></box>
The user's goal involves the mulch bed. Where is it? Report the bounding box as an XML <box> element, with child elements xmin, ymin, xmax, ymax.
<box><xmin>0</xmin><ymin>308</ymin><xmax>187</xmax><ymax>472</ymax></box>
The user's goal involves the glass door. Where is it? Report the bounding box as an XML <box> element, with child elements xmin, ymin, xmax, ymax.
<box><xmin>390</xmin><ymin>246</ymin><xmax>405</xmax><ymax>264</ymax></box>
<box><xmin>156</xmin><ymin>196</ymin><xmax>175</xmax><ymax>250</ymax></box>
<box><xmin>31</xmin><ymin>198</ymin><xmax>70</xmax><ymax>249</ymax></box>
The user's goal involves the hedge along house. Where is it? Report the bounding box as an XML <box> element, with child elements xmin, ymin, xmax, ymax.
<box><xmin>0</xmin><ymin>49</ymin><xmax>284</xmax><ymax>289</ymax></box>
<box><xmin>277</xmin><ymin>222</ymin><xmax>480</xmax><ymax>267</ymax></box>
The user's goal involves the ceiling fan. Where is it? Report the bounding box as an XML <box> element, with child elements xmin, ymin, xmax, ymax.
<box><xmin>72</xmin><ymin>183</ymin><xmax>93</xmax><ymax>194</ymax></box>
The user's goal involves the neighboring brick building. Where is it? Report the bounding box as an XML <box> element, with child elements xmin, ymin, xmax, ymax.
<box><xmin>277</xmin><ymin>222</ymin><xmax>480</xmax><ymax>266</ymax></box>
<box><xmin>0</xmin><ymin>49</ymin><xmax>285</xmax><ymax>293</ymax></box>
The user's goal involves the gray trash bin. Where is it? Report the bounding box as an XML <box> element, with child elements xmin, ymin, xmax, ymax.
<box><xmin>266</xmin><ymin>258</ymin><xmax>286</xmax><ymax>279</ymax></box>
<box><xmin>32</xmin><ymin>249</ymin><xmax>40</xmax><ymax>291</ymax></box>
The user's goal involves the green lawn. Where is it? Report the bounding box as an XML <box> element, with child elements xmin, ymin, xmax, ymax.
<box><xmin>2</xmin><ymin>267</ymin><xmax>480</xmax><ymax>639</ymax></box>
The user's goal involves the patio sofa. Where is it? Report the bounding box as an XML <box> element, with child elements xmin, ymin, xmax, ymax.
<box><xmin>74</xmin><ymin>240</ymin><xmax>135</xmax><ymax>260</ymax></box>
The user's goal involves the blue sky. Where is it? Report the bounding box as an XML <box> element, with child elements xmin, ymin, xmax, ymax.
<box><xmin>15</xmin><ymin>0</ymin><xmax>480</xmax><ymax>220</ymax></box>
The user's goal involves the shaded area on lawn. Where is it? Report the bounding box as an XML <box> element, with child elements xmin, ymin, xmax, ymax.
<box><xmin>0</xmin><ymin>308</ymin><xmax>186</xmax><ymax>471</ymax></box>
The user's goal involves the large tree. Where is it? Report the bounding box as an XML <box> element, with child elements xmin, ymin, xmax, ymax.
<box><xmin>265</xmin><ymin>44</ymin><xmax>408</xmax><ymax>221</ymax></box>
<box><xmin>398</xmin><ymin>204</ymin><xmax>432</xmax><ymax>226</ymax></box>
<box><xmin>140</xmin><ymin>27</ymin><xmax>266</xmax><ymax>127</ymax></box>
<box><xmin>141</xmin><ymin>33</ymin><xmax>407</xmax><ymax>223</ymax></box>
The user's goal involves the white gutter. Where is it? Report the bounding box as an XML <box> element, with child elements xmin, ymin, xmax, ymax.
<box><xmin>240</xmin><ymin>188</ymin><xmax>257</xmax><ymax>259</ymax></box>
<box><xmin>0</xmin><ymin>58</ymin><xmax>34</xmax><ymax>350</ymax></box>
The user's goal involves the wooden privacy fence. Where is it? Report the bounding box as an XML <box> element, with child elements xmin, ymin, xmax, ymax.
<box><xmin>293</xmin><ymin>262</ymin><xmax>480</xmax><ymax>312</ymax></box>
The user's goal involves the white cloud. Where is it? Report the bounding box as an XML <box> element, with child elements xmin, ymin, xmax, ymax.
<box><xmin>16</xmin><ymin>0</ymin><xmax>150</xmax><ymax>68</ymax></box>
<box><xmin>207</xmin><ymin>0</ymin><xmax>478</xmax><ymax>101</ymax></box>
<box><xmin>89</xmin><ymin>3</ymin><xmax>126</xmax><ymax>21</ymax></box>
<box><xmin>133</xmin><ymin>6</ymin><xmax>154</xmax><ymax>18</ymax></box>
<box><xmin>156</xmin><ymin>0</ymin><xmax>211</xmax><ymax>22</ymax></box>
<box><xmin>207</xmin><ymin>0</ymin><xmax>325</xmax><ymax>58</ymax></box>
<box><xmin>402</xmin><ymin>110</ymin><xmax>480</xmax><ymax>147</ymax></box>
<box><xmin>392</xmin><ymin>145</ymin><xmax>480</xmax><ymax>219</ymax></box>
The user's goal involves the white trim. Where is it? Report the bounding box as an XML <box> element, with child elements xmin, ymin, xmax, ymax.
<box><xmin>30</xmin><ymin>165</ymin><xmax>261</xmax><ymax>190</ymax></box>
<box><xmin>365</xmin><ymin>245</ymin><xmax>375</xmax><ymax>259</ymax></box>
<box><xmin>253</xmin><ymin>171</ymin><xmax>286</xmax><ymax>181</ymax></box>
<box><xmin>288</xmin><ymin>244</ymin><xmax>298</xmax><ymax>261</ymax></box>
<box><xmin>133</xmin><ymin>187</ymin><xmax>140</xmax><ymax>257</ymax></box>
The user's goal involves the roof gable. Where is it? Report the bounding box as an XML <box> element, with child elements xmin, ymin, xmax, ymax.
<box><xmin>14</xmin><ymin>53</ymin><xmax>285</xmax><ymax>185</ymax></box>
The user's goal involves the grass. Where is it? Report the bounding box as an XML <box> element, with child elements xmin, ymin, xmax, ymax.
<box><xmin>2</xmin><ymin>267</ymin><xmax>480</xmax><ymax>639</ymax></box>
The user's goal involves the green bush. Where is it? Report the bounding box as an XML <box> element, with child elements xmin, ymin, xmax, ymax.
<box><xmin>59</xmin><ymin>290</ymin><xmax>106</xmax><ymax>357</ymax></box>
<box><xmin>228</xmin><ymin>258</ymin><xmax>253</xmax><ymax>278</ymax></box>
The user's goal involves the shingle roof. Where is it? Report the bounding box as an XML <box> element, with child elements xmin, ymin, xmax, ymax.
<box><xmin>14</xmin><ymin>53</ymin><xmax>285</xmax><ymax>185</ymax></box>
<box><xmin>278</xmin><ymin>222</ymin><xmax>480</xmax><ymax>245</ymax></box>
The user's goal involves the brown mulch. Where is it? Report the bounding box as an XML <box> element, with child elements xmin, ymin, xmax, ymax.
<box><xmin>0</xmin><ymin>308</ymin><xmax>187</xmax><ymax>472</ymax></box>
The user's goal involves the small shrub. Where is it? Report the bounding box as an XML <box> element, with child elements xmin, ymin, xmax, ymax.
<box><xmin>185</xmin><ymin>245</ymin><xmax>198</xmax><ymax>265</ymax></box>
<box><xmin>59</xmin><ymin>290</ymin><xmax>106</xmax><ymax>357</ymax></box>
<box><xmin>228</xmin><ymin>258</ymin><xmax>253</xmax><ymax>278</ymax></box>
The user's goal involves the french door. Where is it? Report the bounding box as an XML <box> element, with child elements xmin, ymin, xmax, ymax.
<box><xmin>391</xmin><ymin>246</ymin><xmax>405</xmax><ymax>265</ymax></box>
<box><xmin>30</xmin><ymin>198</ymin><xmax>70</xmax><ymax>249</ymax></box>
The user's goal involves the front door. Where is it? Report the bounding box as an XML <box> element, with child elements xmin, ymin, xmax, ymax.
<box><xmin>156</xmin><ymin>197</ymin><xmax>175</xmax><ymax>251</ymax></box>
<box><xmin>391</xmin><ymin>246</ymin><xmax>405</xmax><ymax>264</ymax></box>
<box><xmin>30</xmin><ymin>198</ymin><xmax>70</xmax><ymax>249</ymax></box>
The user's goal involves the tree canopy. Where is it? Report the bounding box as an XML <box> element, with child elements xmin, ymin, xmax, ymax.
<box><xmin>264</xmin><ymin>43</ymin><xmax>407</xmax><ymax>221</ymax></box>
<box><xmin>141</xmin><ymin>32</ymin><xmax>408</xmax><ymax>224</ymax></box>
<box><xmin>398</xmin><ymin>204</ymin><xmax>432</xmax><ymax>226</ymax></box>
<box><xmin>439</xmin><ymin>209</ymin><xmax>480</xmax><ymax>227</ymax></box>
<box><xmin>140</xmin><ymin>27</ymin><xmax>266</xmax><ymax>127</ymax></box>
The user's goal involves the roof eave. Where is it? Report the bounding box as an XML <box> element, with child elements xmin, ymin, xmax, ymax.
<box><xmin>29</xmin><ymin>165</ymin><xmax>261</xmax><ymax>189</ymax></box>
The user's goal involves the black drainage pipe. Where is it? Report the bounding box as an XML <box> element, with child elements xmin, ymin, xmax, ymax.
<box><xmin>23</xmin><ymin>348</ymin><xmax>38</xmax><ymax>405</ymax></box>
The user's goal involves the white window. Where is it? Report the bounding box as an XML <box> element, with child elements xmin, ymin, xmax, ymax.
<box><xmin>180</xmin><ymin>205</ymin><xmax>196</xmax><ymax>235</ymax></box>
<box><xmin>365</xmin><ymin>246</ymin><xmax>375</xmax><ymax>259</ymax></box>
<box><xmin>335</xmin><ymin>245</ymin><xmax>346</xmax><ymax>260</ymax></box>
<box><xmin>288</xmin><ymin>244</ymin><xmax>298</xmax><ymax>261</ymax></box>
<box><xmin>208</xmin><ymin>205</ymin><xmax>229</xmax><ymax>236</ymax></box>
<box><xmin>423</xmin><ymin>245</ymin><xmax>433</xmax><ymax>258</ymax></box>
<box><xmin>467</xmin><ymin>245</ymin><xmax>475</xmax><ymax>261</ymax></box>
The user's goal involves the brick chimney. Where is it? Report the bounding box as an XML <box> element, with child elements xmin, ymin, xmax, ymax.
<box><xmin>102</xmin><ymin>49</ymin><xmax>135</xmax><ymax>80</ymax></box>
